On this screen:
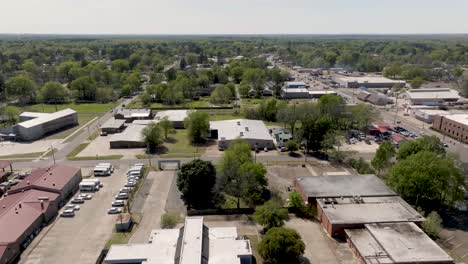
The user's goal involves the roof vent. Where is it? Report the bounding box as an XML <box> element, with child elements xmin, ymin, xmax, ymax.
<box><xmin>49</xmin><ymin>172</ymin><xmax>53</xmax><ymax>175</ymax></box>
<box><xmin>52</xmin><ymin>183</ymin><xmax>56</xmax><ymax>186</ymax></box>
<box><xmin>27</xmin><ymin>181</ymin><xmax>30</xmax><ymax>185</ymax></box>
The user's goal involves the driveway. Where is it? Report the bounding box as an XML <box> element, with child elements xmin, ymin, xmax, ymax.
<box><xmin>285</xmin><ymin>218</ymin><xmax>355</xmax><ymax>264</ymax></box>
<box><xmin>19</xmin><ymin>165</ymin><xmax>129</xmax><ymax>264</ymax></box>
<box><xmin>129</xmin><ymin>170</ymin><xmax>176</xmax><ymax>243</ymax></box>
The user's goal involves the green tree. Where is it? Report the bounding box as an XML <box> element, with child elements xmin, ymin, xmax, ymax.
<box><xmin>387</xmin><ymin>151</ymin><xmax>464</xmax><ymax>212</ymax></box>
<box><xmin>184</xmin><ymin>111</ymin><xmax>209</xmax><ymax>143</ymax></box>
<box><xmin>243</xmin><ymin>68</ymin><xmax>266</xmax><ymax>95</ymax></box>
<box><xmin>112</xmin><ymin>59</ymin><xmax>130</xmax><ymax>72</ymax></box>
<box><xmin>371</xmin><ymin>141</ymin><xmax>396</xmax><ymax>173</ymax></box>
<box><xmin>318</xmin><ymin>94</ymin><xmax>345</xmax><ymax>121</ymax></box>
<box><xmin>350</xmin><ymin>103</ymin><xmax>380</xmax><ymax>130</ymax></box>
<box><xmin>286</xmin><ymin>140</ymin><xmax>299</xmax><ymax>153</ymax></box>
<box><xmin>258</xmin><ymin>227</ymin><xmax>305</xmax><ymax>264</ymax></box>
<box><xmin>230</xmin><ymin>66</ymin><xmax>244</xmax><ymax>83</ymax></box>
<box><xmin>70</xmin><ymin>76</ymin><xmax>97</xmax><ymax>101</ymax></box>
<box><xmin>165</xmin><ymin>67</ymin><xmax>177</xmax><ymax>81</ymax></box>
<box><xmin>253</xmin><ymin>200</ymin><xmax>289</xmax><ymax>230</ymax></box>
<box><xmin>210</xmin><ymin>85</ymin><xmax>232</xmax><ymax>104</ymax></box>
<box><xmin>38</xmin><ymin>81</ymin><xmax>69</xmax><ymax>103</ymax></box>
<box><xmin>217</xmin><ymin>140</ymin><xmax>268</xmax><ymax>208</ymax></box>
<box><xmin>462</xmin><ymin>80</ymin><xmax>468</xmax><ymax>97</ymax></box>
<box><xmin>397</xmin><ymin>135</ymin><xmax>445</xmax><ymax>160</ymax></box>
<box><xmin>159</xmin><ymin>116</ymin><xmax>173</xmax><ymax>139</ymax></box>
<box><xmin>2</xmin><ymin>106</ymin><xmax>20</xmax><ymax>126</ymax></box>
<box><xmin>141</xmin><ymin>122</ymin><xmax>163</xmax><ymax>152</ymax></box>
<box><xmin>179</xmin><ymin>57</ymin><xmax>187</xmax><ymax>69</ymax></box>
<box><xmin>411</xmin><ymin>77</ymin><xmax>424</xmax><ymax>89</ymax></box>
<box><xmin>177</xmin><ymin>159</ymin><xmax>217</xmax><ymax>209</ymax></box>
<box><xmin>6</xmin><ymin>75</ymin><xmax>36</xmax><ymax>104</ymax></box>
<box><xmin>95</xmin><ymin>87</ymin><xmax>115</xmax><ymax>103</ymax></box>
<box><xmin>277</xmin><ymin>104</ymin><xmax>301</xmax><ymax>136</ymax></box>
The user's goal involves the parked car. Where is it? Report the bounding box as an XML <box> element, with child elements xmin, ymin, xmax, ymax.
<box><xmin>120</xmin><ymin>187</ymin><xmax>132</xmax><ymax>193</ymax></box>
<box><xmin>125</xmin><ymin>182</ymin><xmax>136</xmax><ymax>187</ymax></box>
<box><xmin>60</xmin><ymin>209</ymin><xmax>75</xmax><ymax>217</ymax></box>
<box><xmin>64</xmin><ymin>204</ymin><xmax>80</xmax><ymax>211</ymax></box>
<box><xmin>107</xmin><ymin>207</ymin><xmax>123</xmax><ymax>214</ymax></box>
<box><xmin>78</xmin><ymin>194</ymin><xmax>93</xmax><ymax>200</ymax></box>
<box><xmin>115</xmin><ymin>193</ymin><xmax>129</xmax><ymax>200</ymax></box>
<box><xmin>71</xmin><ymin>197</ymin><xmax>85</xmax><ymax>204</ymax></box>
<box><xmin>112</xmin><ymin>200</ymin><xmax>126</xmax><ymax>207</ymax></box>
<box><xmin>100</xmin><ymin>131</ymin><xmax>108</xmax><ymax>136</ymax></box>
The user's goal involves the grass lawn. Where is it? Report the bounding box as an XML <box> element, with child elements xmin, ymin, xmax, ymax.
<box><xmin>66</xmin><ymin>143</ymin><xmax>89</xmax><ymax>158</ymax></box>
<box><xmin>20</xmin><ymin>102</ymin><xmax>117</xmax><ymax>113</ymax></box>
<box><xmin>159</xmin><ymin>129</ymin><xmax>205</xmax><ymax>158</ymax></box>
<box><xmin>246</xmin><ymin>235</ymin><xmax>263</xmax><ymax>264</ymax></box>
<box><xmin>222</xmin><ymin>194</ymin><xmax>249</xmax><ymax>209</ymax></box>
<box><xmin>242</xmin><ymin>98</ymin><xmax>265</xmax><ymax>108</ymax></box>
<box><xmin>128</xmin><ymin>98</ymin><xmax>230</xmax><ymax>109</ymax></box>
<box><xmin>104</xmin><ymin>227</ymin><xmax>138</xmax><ymax>250</ymax></box>
<box><xmin>0</xmin><ymin>152</ymin><xmax>44</xmax><ymax>159</ymax></box>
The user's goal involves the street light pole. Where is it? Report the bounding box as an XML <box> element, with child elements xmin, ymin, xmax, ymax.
<box><xmin>51</xmin><ymin>145</ymin><xmax>56</xmax><ymax>165</ymax></box>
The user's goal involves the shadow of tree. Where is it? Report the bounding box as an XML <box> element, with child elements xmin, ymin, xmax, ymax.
<box><xmin>164</xmin><ymin>137</ymin><xmax>177</xmax><ymax>144</ymax></box>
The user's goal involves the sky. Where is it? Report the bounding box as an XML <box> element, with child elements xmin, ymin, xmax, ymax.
<box><xmin>1</xmin><ymin>0</ymin><xmax>467</xmax><ymax>35</ymax></box>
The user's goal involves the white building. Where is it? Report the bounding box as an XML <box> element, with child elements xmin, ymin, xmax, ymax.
<box><xmin>104</xmin><ymin>217</ymin><xmax>253</xmax><ymax>264</ymax></box>
<box><xmin>109</xmin><ymin>124</ymin><xmax>146</xmax><ymax>148</ymax></box>
<box><xmin>16</xmin><ymin>109</ymin><xmax>78</xmax><ymax>141</ymax></box>
<box><xmin>284</xmin><ymin>81</ymin><xmax>307</xmax><ymax>88</ymax></box>
<box><xmin>402</xmin><ymin>88</ymin><xmax>461</xmax><ymax>106</ymax></box>
<box><xmin>209</xmin><ymin>119</ymin><xmax>274</xmax><ymax>150</ymax></box>
<box><xmin>154</xmin><ymin>110</ymin><xmax>192</xmax><ymax>128</ymax></box>
<box><xmin>334</xmin><ymin>75</ymin><xmax>405</xmax><ymax>89</ymax></box>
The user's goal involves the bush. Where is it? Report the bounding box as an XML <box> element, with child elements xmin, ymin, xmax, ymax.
<box><xmin>253</xmin><ymin>200</ymin><xmax>288</xmax><ymax>230</ymax></box>
<box><xmin>160</xmin><ymin>213</ymin><xmax>180</xmax><ymax>229</ymax></box>
<box><xmin>258</xmin><ymin>227</ymin><xmax>305</xmax><ymax>264</ymax></box>
<box><xmin>422</xmin><ymin>211</ymin><xmax>442</xmax><ymax>239</ymax></box>
<box><xmin>288</xmin><ymin>191</ymin><xmax>316</xmax><ymax>219</ymax></box>
<box><xmin>347</xmin><ymin>157</ymin><xmax>375</xmax><ymax>174</ymax></box>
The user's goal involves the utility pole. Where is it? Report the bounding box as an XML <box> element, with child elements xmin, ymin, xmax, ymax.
<box><xmin>51</xmin><ymin>145</ymin><xmax>56</xmax><ymax>165</ymax></box>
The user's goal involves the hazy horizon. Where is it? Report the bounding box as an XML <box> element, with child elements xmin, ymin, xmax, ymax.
<box><xmin>1</xmin><ymin>0</ymin><xmax>468</xmax><ymax>35</ymax></box>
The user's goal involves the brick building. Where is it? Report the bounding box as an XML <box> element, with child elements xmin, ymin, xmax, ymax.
<box><xmin>432</xmin><ymin>114</ymin><xmax>468</xmax><ymax>143</ymax></box>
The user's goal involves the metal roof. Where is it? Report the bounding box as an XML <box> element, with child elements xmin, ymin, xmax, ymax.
<box><xmin>101</xmin><ymin>118</ymin><xmax>126</xmax><ymax>129</ymax></box>
<box><xmin>296</xmin><ymin>174</ymin><xmax>396</xmax><ymax>199</ymax></box>
<box><xmin>17</xmin><ymin>109</ymin><xmax>77</xmax><ymax>129</ymax></box>
<box><xmin>209</xmin><ymin>119</ymin><xmax>274</xmax><ymax>141</ymax></box>
<box><xmin>441</xmin><ymin>114</ymin><xmax>468</xmax><ymax>126</ymax></box>
<box><xmin>404</xmin><ymin>88</ymin><xmax>460</xmax><ymax>100</ymax></box>
<box><xmin>155</xmin><ymin>110</ymin><xmax>191</xmax><ymax>122</ymax></box>
<box><xmin>109</xmin><ymin>124</ymin><xmax>145</xmax><ymax>143</ymax></box>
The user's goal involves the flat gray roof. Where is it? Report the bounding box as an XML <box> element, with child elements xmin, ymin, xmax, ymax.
<box><xmin>318</xmin><ymin>196</ymin><xmax>423</xmax><ymax>225</ymax></box>
<box><xmin>101</xmin><ymin>118</ymin><xmax>126</xmax><ymax>129</ymax></box>
<box><xmin>109</xmin><ymin>124</ymin><xmax>145</xmax><ymax>143</ymax></box>
<box><xmin>155</xmin><ymin>110</ymin><xmax>191</xmax><ymax>122</ymax></box>
<box><xmin>210</xmin><ymin>119</ymin><xmax>274</xmax><ymax>141</ymax></box>
<box><xmin>116</xmin><ymin>108</ymin><xmax>152</xmax><ymax>118</ymax></box>
<box><xmin>336</xmin><ymin>75</ymin><xmax>405</xmax><ymax>84</ymax></box>
<box><xmin>18</xmin><ymin>109</ymin><xmax>77</xmax><ymax>128</ymax></box>
<box><xmin>346</xmin><ymin>223</ymin><xmax>453</xmax><ymax>264</ymax></box>
<box><xmin>296</xmin><ymin>174</ymin><xmax>396</xmax><ymax>199</ymax></box>
<box><xmin>404</xmin><ymin>88</ymin><xmax>460</xmax><ymax>101</ymax></box>
<box><xmin>442</xmin><ymin>114</ymin><xmax>468</xmax><ymax>126</ymax></box>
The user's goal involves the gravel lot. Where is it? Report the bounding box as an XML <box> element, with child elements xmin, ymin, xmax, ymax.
<box><xmin>19</xmin><ymin>165</ymin><xmax>130</xmax><ymax>264</ymax></box>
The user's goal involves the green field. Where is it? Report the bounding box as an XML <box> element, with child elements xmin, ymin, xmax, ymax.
<box><xmin>159</xmin><ymin>129</ymin><xmax>205</xmax><ymax>158</ymax></box>
<box><xmin>128</xmin><ymin>97</ymin><xmax>231</xmax><ymax>109</ymax></box>
<box><xmin>20</xmin><ymin>102</ymin><xmax>117</xmax><ymax>114</ymax></box>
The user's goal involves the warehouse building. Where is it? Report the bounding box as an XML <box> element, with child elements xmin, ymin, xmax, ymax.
<box><xmin>154</xmin><ymin>110</ymin><xmax>191</xmax><ymax>129</ymax></box>
<box><xmin>105</xmin><ymin>216</ymin><xmax>252</xmax><ymax>264</ymax></box>
<box><xmin>109</xmin><ymin>124</ymin><xmax>147</xmax><ymax>148</ymax></box>
<box><xmin>402</xmin><ymin>88</ymin><xmax>461</xmax><ymax>106</ymax></box>
<box><xmin>432</xmin><ymin>114</ymin><xmax>468</xmax><ymax>142</ymax></box>
<box><xmin>8</xmin><ymin>165</ymin><xmax>82</xmax><ymax>206</ymax></box>
<box><xmin>346</xmin><ymin>223</ymin><xmax>453</xmax><ymax>264</ymax></box>
<box><xmin>209</xmin><ymin>119</ymin><xmax>274</xmax><ymax>150</ymax></box>
<box><xmin>412</xmin><ymin>109</ymin><xmax>451</xmax><ymax>123</ymax></box>
<box><xmin>294</xmin><ymin>174</ymin><xmax>397</xmax><ymax>205</ymax></box>
<box><xmin>281</xmin><ymin>88</ymin><xmax>310</xmax><ymax>99</ymax></box>
<box><xmin>114</xmin><ymin>108</ymin><xmax>152</xmax><ymax>123</ymax></box>
<box><xmin>0</xmin><ymin>165</ymin><xmax>81</xmax><ymax>264</ymax></box>
<box><xmin>317</xmin><ymin>196</ymin><xmax>423</xmax><ymax>237</ymax></box>
<box><xmin>100</xmin><ymin>118</ymin><xmax>126</xmax><ymax>134</ymax></box>
<box><xmin>308</xmin><ymin>90</ymin><xmax>338</xmax><ymax>99</ymax></box>
<box><xmin>334</xmin><ymin>76</ymin><xmax>405</xmax><ymax>89</ymax></box>
<box><xmin>15</xmin><ymin>109</ymin><xmax>78</xmax><ymax>141</ymax></box>
<box><xmin>284</xmin><ymin>81</ymin><xmax>307</xmax><ymax>88</ymax></box>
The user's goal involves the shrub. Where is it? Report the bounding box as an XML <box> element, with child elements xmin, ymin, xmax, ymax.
<box><xmin>160</xmin><ymin>213</ymin><xmax>180</xmax><ymax>229</ymax></box>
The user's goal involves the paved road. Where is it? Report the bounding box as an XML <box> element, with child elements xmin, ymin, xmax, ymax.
<box><xmin>20</xmin><ymin>165</ymin><xmax>130</xmax><ymax>264</ymax></box>
<box><xmin>129</xmin><ymin>171</ymin><xmax>176</xmax><ymax>243</ymax></box>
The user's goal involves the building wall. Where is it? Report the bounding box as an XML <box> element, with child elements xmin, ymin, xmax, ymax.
<box><xmin>345</xmin><ymin>236</ymin><xmax>367</xmax><ymax>264</ymax></box>
<box><xmin>0</xmin><ymin>244</ymin><xmax>20</xmax><ymax>264</ymax></box>
<box><xmin>59</xmin><ymin>170</ymin><xmax>82</xmax><ymax>206</ymax></box>
<box><xmin>432</xmin><ymin>115</ymin><xmax>468</xmax><ymax>143</ymax></box>
<box><xmin>110</xmin><ymin>140</ymin><xmax>147</xmax><ymax>149</ymax></box>
<box><xmin>17</xmin><ymin>112</ymin><xmax>78</xmax><ymax>141</ymax></box>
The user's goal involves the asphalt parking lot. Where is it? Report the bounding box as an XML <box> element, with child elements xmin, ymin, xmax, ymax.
<box><xmin>19</xmin><ymin>165</ymin><xmax>129</xmax><ymax>264</ymax></box>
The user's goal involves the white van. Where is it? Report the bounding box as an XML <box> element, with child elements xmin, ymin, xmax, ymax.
<box><xmin>94</xmin><ymin>166</ymin><xmax>111</xmax><ymax>176</ymax></box>
<box><xmin>79</xmin><ymin>181</ymin><xmax>99</xmax><ymax>192</ymax></box>
<box><xmin>82</xmin><ymin>178</ymin><xmax>103</xmax><ymax>188</ymax></box>
<box><xmin>97</xmin><ymin>163</ymin><xmax>114</xmax><ymax>173</ymax></box>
